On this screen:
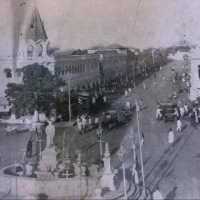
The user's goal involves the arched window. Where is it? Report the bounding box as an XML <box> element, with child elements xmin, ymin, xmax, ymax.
<box><xmin>38</xmin><ymin>44</ymin><xmax>43</xmax><ymax>57</ymax></box>
<box><xmin>27</xmin><ymin>45</ymin><xmax>34</xmax><ymax>57</ymax></box>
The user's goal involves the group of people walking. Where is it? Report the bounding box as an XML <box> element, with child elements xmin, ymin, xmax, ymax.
<box><xmin>77</xmin><ymin>115</ymin><xmax>99</xmax><ymax>135</ymax></box>
<box><xmin>124</xmin><ymin>87</ymin><xmax>132</xmax><ymax>97</ymax></box>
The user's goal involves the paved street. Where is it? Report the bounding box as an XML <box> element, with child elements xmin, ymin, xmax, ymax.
<box><xmin>0</xmin><ymin>60</ymin><xmax>199</xmax><ymax>199</ymax></box>
<box><xmin>110</xmin><ymin>60</ymin><xmax>200</xmax><ymax>199</ymax></box>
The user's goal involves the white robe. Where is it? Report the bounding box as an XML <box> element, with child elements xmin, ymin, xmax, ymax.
<box><xmin>180</xmin><ymin>107</ymin><xmax>185</xmax><ymax>117</ymax></box>
<box><xmin>168</xmin><ymin>131</ymin><xmax>174</xmax><ymax>144</ymax></box>
<box><xmin>156</xmin><ymin>109</ymin><xmax>162</xmax><ymax>118</ymax></box>
<box><xmin>184</xmin><ymin>105</ymin><xmax>188</xmax><ymax>113</ymax></box>
<box><xmin>153</xmin><ymin>190</ymin><xmax>163</xmax><ymax>200</ymax></box>
<box><xmin>177</xmin><ymin>120</ymin><xmax>182</xmax><ymax>131</ymax></box>
<box><xmin>78</xmin><ymin>121</ymin><xmax>82</xmax><ymax>131</ymax></box>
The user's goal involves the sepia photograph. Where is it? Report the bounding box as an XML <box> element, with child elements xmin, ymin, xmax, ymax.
<box><xmin>0</xmin><ymin>0</ymin><xmax>199</xmax><ymax>199</ymax></box>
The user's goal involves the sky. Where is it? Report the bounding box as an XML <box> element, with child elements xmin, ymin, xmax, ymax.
<box><xmin>0</xmin><ymin>0</ymin><xmax>200</xmax><ymax>55</ymax></box>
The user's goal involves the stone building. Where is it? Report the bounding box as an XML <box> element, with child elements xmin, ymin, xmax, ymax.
<box><xmin>0</xmin><ymin>7</ymin><xmax>137</xmax><ymax>97</ymax></box>
<box><xmin>188</xmin><ymin>48</ymin><xmax>200</xmax><ymax>101</ymax></box>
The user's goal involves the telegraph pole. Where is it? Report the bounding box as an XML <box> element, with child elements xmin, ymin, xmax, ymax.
<box><xmin>135</xmin><ymin>100</ymin><xmax>146</xmax><ymax>198</ymax></box>
<box><xmin>68</xmin><ymin>73</ymin><xmax>72</xmax><ymax>125</ymax></box>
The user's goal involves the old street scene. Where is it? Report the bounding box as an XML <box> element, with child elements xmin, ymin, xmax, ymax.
<box><xmin>0</xmin><ymin>0</ymin><xmax>200</xmax><ymax>199</ymax></box>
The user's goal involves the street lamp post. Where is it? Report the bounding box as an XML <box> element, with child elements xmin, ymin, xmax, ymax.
<box><xmin>68</xmin><ymin>73</ymin><xmax>72</xmax><ymax>125</ymax></box>
<box><xmin>36</xmin><ymin>126</ymin><xmax>44</xmax><ymax>161</ymax></box>
<box><xmin>97</xmin><ymin>128</ymin><xmax>104</xmax><ymax>160</ymax></box>
<box><xmin>61</xmin><ymin>73</ymin><xmax>72</xmax><ymax>125</ymax></box>
<box><xmin>118</xmin><ymin>145</ymin><xmax>127</xmax><ymax>200</ymax></box>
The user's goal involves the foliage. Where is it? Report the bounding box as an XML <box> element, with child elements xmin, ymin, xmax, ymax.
<box><xmin>5</xmin><ymin>63</ymin><xmax>66</xmax><ymax>117</ymax></box>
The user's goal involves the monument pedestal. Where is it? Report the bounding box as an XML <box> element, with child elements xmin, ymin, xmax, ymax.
<box><xmin>100</xmin><ymin>172</ymin><xmax>116</xmax><ymax>191</ymax></box>
<box><xmin>38</xmin><ymin>148</ymin><xmax>58</xmax><ymax>172</ymax></box>
<box><xmin>35</xmin><ymin>171</ymin><xmax>59</xmax><ymax>181</ymax></box>
<box><xmin>35</xmin><ymin>147</ymin><xmax>59</xmax><ymax>180</ymax></box>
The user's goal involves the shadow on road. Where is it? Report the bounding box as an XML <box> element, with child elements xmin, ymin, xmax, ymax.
<box><xmin>144</xmin><ymin>155</ymin><xmax>151</xmax><ymax>167</ymax></box>
<box><xmin>110</xmin><ymin>146</ymin><xmax>119</xmax><ymax>156</ymax></box>
<box><xmin>150</xmin><ymin>129</ymin><xmax>195</xmax><ymax>192</ymax></box>
<box><xmin>165</xmin><ymin>186</ymin><xmax>178</xmax><ymax>200</ymax></box>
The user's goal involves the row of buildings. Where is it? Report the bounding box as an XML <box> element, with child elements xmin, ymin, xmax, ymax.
<box><xmin>0</xmin><ymin>7</ymin><xmax>161</xmax><ymax>97</ymax></box>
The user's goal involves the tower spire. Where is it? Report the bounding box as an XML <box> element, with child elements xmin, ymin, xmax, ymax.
<box><xmin>26</xmin><ymin>5</ymin><xmax>48</xmax><ymax>42</ymax></box>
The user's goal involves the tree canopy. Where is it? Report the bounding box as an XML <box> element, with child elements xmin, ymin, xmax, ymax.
<box><xmin>5</xmin><ymin>63</ymin><xmax>66</xmax><ymax>117</ymax></box>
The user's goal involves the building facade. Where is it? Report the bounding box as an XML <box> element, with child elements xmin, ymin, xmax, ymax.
<box><xmin>0</xmin><ymin>7</ymin><xmax>137</xmax><ymax>97</ymax></box>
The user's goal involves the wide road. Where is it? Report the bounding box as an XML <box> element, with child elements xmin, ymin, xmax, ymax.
<box><xmin>111</xmin><ymin>60</ymin><xmax>200</xmax><ymax>199</ymax></box>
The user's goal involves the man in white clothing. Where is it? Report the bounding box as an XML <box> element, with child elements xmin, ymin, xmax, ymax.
<box><xmin>126</xmin><ymin>99</ymin><xmax>131</xmax><ymax>109</ymax></box>
<box><xmin>156</xmin><ymin>106</ymin><xmax>162</xmax><ymax>119</ymax></box>
<box><xmin>125</xmin><ymin>89</ymin><xmax>128</xmax><ymax>97</ymax></box>
<box><xmin>184</xmin><ymin>103</ymin><xmax>188</xmax><ymax>114</ymax></box>
<box><xmin>180</xmin><ymin>107</ymin><xmax>185</xmax><ymax>117</ymax></box>
<box><xmin>152</xmin><ymin>186</ymin><xmax>163</xmax><ymax>200</ymax></box>
<box><xmin>177</xmin><ymin>119</ymin><xmax>182</xmax><ymax>132</ymax></box>
<box><xmin>168</xmin><ymin>128</ymin><xmax>175</xmax><ymax>147</ymax></box>
<box><xmin>143</xmin><ymin>83</ymin><xmax>146</xmax><ymax>90</ymax></box>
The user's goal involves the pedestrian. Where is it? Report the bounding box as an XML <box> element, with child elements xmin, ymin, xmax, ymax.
<box><xmin>194</xmin><ymin>108</ymin><xmax>199</xmax><ymax>123</ymax></box>
<box><xmin>168</xmin><ymin>128</ymin><xmax>175</xmax><ymax>147</ymax></box>
<box><xmin>139</xmin><ymin>99</ymin><xmax>143</xmax><ymax>111</ymax></box>
<box><xmin>156</xmin><ymin>106</ymin><xmax>162</xmax><ymax>120</ymax></box>
<box><xmin>126</xmin><ymin>99</ymin><xmax>131</xmax><ymax>109</ymax></box>
<box><xmin>168</xmin><ymin>93</ymin><xmax>171</xmax><ymax>100</ymax></box>
<box><xmin>178</xmin><ymin>101</ymin><xmax>182</xmax><ymax>108</ymax></box>
<box><xmin>88</xmin><ymin>116</ymin><xmax>92</xmax><ymax>130</ymax></box>
<box><xmin>26</xmin><ymin>137</ymin><xmax>33</xmax><ymax>157</ymax></box>
<box><xmin>177</xmin><ymin>119</ymin><xmax>182</xmax><ymax>132</ymax></box>
<box><xmin>184</xmin><ymin>103</ymin><xmax>188</xmax><ymax>114</ymax></box>
<box><xmin>140</xmin><ymin>132</ymin><xmax>144</xmax><ymax>147</ymax></box>
<box><xmin>103</xmin><ymin>96</ymin><xmax>107</xmax><ymax>104</ymax></box>
<box><xmin>162</xmin><ymin>76</ymin><xmax>165</xmax><ymax>81</ymax></box>
<box><xmin>152</xmin><ymin>186</ymin><xmax>163</xmax><ymax>200</ymax></box>
<box><xmin>173</xmin><ymin>90</ymin><xmax>177</xmax><ymax>99</ymax></box>
<box><xmin>78</xmin><ymin>120</ymin><xmax>83</xmax><ymax>135</ymax></box>
<box><xmin>95</xmin><ymin>115</ymin><xmax>99</xmax><ymax>125</ymax></box>
<box><xmin>125</xmin><ymin>89</ymin><xmax>128</xmax><ymax>97</ymax></box>
<box><xmin>143</xmin><ymin>83</ymin><xmax>146</xmax><ymax>90</ymax></box>
<box><xmin>82</xmin><ymin>116</ymin><xmax>87</xmax><ymax>132</ymax></box>
<box><xmin>180</xmin><ymin>106</ymin><xmax>185</xmax><ymax>118</ymax></box>
<box><xmin>174</xmin><ymin>107</ymin><xmax>180</xmax><ymax>120</ymax></box>
<box><xmin>96</xmin><ymin>125</ymin><xmax>103</xmax><ymax>140</ymax></box>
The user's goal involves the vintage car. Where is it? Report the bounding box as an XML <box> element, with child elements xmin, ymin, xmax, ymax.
<box><xmin>158</xmin><ymin>100</ymin><xmax>177</xmax><ymax>122</ymax></box>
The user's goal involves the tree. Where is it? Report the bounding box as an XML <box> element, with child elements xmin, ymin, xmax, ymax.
<box><xmin>5</xmin><ymin>63</ymin><xmax>66</xmax><ymax>117</ymax></box>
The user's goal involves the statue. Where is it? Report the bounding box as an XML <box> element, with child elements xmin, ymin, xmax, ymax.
<box><xmin>45</xmin><ymin>120</ymin><xmax>55</xmax><ymax>148</ymax></box>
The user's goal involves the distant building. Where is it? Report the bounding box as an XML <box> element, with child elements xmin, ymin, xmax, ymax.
<box><xmin>188</xmin><ymin>48</ymin><xmax>200</xmax><ymax>101</ymax></box>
